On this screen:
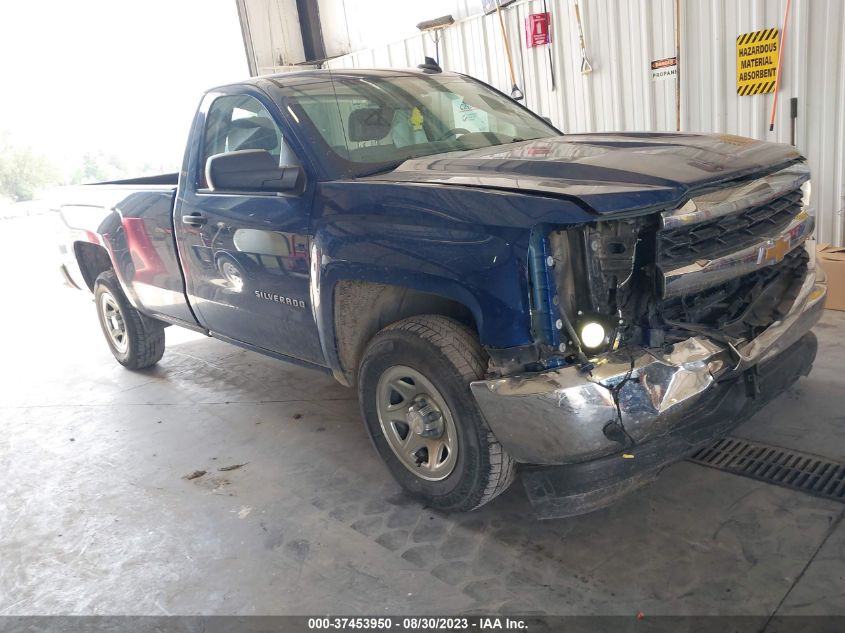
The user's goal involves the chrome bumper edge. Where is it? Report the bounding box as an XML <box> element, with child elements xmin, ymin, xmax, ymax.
<box><xmin>470</xmin><ymin>271</ymin><xmax>826</xmax><ymax>465</ymax></box>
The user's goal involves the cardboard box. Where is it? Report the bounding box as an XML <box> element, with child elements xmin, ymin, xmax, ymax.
<box><xmin>817</xmin><ymin>244</ymin><xmax>845</xmax><ymax>311</ymax></box>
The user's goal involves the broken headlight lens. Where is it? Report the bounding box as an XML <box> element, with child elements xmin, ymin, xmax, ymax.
<box><xmin>801</xmin><ymin>179</ymin><xmax>812</xmax><ymax>214</ymax></box>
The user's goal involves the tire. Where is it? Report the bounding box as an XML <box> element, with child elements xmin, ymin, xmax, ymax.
<box><xmin>94</xmin><ymin>271</ymin><xmax>165</xmax><ymax>370</ymax></box>
<box><xmin>358</xmin><ymin>315</ymin><xmax>516</xmax><ymax>512</ymax></box>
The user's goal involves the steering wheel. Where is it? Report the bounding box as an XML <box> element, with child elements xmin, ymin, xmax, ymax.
<box><xmin>438</xmin><ymin>127</ymin><xmax>471</xmax><ymax>141</ymax></box>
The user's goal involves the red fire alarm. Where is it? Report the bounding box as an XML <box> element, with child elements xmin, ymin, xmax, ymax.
<box><xmin>525</xmin><ymin>12</ymin><xmax>551</xmax><ymax>48</ymax></box>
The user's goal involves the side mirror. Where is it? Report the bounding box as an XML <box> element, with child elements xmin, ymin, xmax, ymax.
<box><xmin>206</xmin><ymin>150</ymin><xmax>303</xmax><ymax>193</ymax></box>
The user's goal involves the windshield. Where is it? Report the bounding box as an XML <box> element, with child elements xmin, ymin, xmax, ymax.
<box><xmin>271</xmin><ymin>72</ymin><xmax>560</xmax><ymax>177</ymax></box>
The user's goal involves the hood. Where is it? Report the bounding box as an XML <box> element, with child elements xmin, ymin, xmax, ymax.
<box><xmin>362</xmin><ymin>132</ymin><xmax>802</xmax><ymax>215</ymax></box>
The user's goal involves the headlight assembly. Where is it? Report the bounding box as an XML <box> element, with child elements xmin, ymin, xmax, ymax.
<box><xmin>801</xmin><ymin>179</ymin><xmax>812</xmax><ymax>213</ymax></box>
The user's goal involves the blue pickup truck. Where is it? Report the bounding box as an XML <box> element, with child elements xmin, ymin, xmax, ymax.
<box><xmin>57</xmin><ymin>68</ymin><xmax>825</xmax><ymax>518</ymax></box>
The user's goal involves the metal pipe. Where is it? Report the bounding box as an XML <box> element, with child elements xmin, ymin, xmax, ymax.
<box><xmin>770</xmin><ymin>0</ymin><xmax>793</xmax><ymax>132</ymax></box>
<box><xmin>674</xmin><ymin>0</ymin><xmax>681</xmax><ymax>131</ymax></box>
<box><xmin>542</xmin><ymin>0</ymin><xmax>555</xmax><ymax>91</ymax></box>
<box><xmin>790</xmin><ymin>97</ymin><xmax>798</xmax><ymax>146</ymax></box>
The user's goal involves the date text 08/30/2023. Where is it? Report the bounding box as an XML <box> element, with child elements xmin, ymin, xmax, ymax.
<box><xmin>306</xmin><ymin>616</ymin><xmax>528</xmax><ymax>630</ymax></box>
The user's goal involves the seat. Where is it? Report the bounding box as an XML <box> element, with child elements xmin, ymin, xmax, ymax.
<box><xmin>228</xmin><ymin>117</ymin><xmax>280</xmax><ymax>153</ymax></box>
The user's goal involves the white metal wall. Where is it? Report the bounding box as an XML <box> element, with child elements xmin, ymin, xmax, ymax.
<box><xmin>325</xmin><ymin>0</ymin><xmax>845</xmax><ymax>245</ymax></box>
<box><xmin>318</xmin><ymin>0</ymin><xmax>481</xmax><ymax>57</ymax></box>
<box><xmin>238</xmin><ymin>0</ymin><xmax>306</xmax><ymax>73</ymax></box>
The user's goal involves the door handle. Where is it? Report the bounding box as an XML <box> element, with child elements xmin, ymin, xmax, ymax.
<box><xmin>182</xmin><ymin>212</ymin><xmax>207</xmax><ymax>227</ymax></box>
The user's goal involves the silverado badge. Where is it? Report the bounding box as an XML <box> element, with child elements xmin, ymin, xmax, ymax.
<box><xmin>254</xmin><ymin>290</ymin><xmax>306</xmax><ymax>308</ymax></box>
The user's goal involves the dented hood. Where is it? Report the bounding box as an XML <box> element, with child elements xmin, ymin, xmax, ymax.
<box><xmin>363</xmin><ymin>132</ymin><xmax>803</xmax><ymax>215</ymax></box>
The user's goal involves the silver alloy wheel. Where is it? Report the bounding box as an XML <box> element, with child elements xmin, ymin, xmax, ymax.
<box><xmin>99</xmin><ymin>291</ymin><xmax>128</xmax><ymax>354</ymax></box>
<box><xmin>376</xmin><ymin>365</ymin><xmax>458</xmax><ymax>481</ymax></box>
<box><xmin>221</xmin><ymin>260</ymin><xmax>244</xmax><ymax>291</ymax></box>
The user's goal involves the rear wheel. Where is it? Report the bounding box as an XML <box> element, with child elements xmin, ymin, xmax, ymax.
<box><xmin>94</xmin><ymin>271</ymin><xmax>165</xmax><ymax>370</ymax></box>
<box><xmin>358</xmin><ymin>315</ymin><xmax>516</xmax><ymax>512</ymax></box>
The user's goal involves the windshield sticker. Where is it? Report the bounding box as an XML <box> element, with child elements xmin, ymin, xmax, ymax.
<box><xmin>410</xmin><ymin>107</ymin><xmax>424</xmax><ymax>131</ymax></box>
<box><xmin>452</xmin><ymin>98</ymin><xmax>489</xmax><ymax>133</ymax></box>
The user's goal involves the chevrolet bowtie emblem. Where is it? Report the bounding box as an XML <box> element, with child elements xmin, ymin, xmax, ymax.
<box><xmin>758</xmin><ymin>236</ymin><xmax>790</xmax><ymax>265</ymax></box>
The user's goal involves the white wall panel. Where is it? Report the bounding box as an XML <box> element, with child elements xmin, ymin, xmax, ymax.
<box><xmin>319</xmin><ymin>0</ymin><xmax>481</xmax><ymax>57</ymax></box>
<box><xmin>318</xmin><ymin>0</ymin><xmax>844</xmax><ymax>244</ymax></box>
<box><xmin>238</xmin><ymin>0</ymin><xmax>305</xmax><ymax>73</ymax></box>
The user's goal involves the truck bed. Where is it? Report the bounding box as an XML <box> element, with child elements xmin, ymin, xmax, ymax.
<box><xmin>55</xmin><ymin>177</ymin><xmax>196</xmax><ymax>327</ymax></box>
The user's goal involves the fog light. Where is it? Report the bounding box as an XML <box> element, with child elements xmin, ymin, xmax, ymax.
<box><xmin>580</xmin><ymin>322</ymin><xmax>606</xmax><ymax>349</ymax></box>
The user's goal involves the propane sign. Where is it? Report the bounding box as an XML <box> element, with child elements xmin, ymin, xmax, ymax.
<box><xmin>651</xmin><ymin>56</ymin><xmax>677</xmax><ymax>81</ymax></box>
<box><xmin>736</xmin><ymin>28</ymin><xmax>779</xmax><ymax>96</ymax></box>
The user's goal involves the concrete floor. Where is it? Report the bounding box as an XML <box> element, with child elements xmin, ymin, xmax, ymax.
<box><xmin>2</xmin><ymin>214</ymin><xmax>844</xmax><ymax>616</ymax></box>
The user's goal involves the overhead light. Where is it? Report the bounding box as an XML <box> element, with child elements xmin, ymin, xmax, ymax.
<box><xmin>580</xmin><ymin>322</ymin><xmax>606</xmax><ymax>349</ymax></box>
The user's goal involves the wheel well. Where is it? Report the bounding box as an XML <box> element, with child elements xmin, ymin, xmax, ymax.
<box><xmin>74</xmin><ymin>242</ymin><xmax>113</xmax><ymax>291</ymax></box>
<box><xmin>333</xmin><ymin>281</ymin><xmax>478</xmax><ymax>386</ymax></box>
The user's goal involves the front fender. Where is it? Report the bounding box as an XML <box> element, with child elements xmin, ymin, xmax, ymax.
<box><xmin>310</xmin><ymin>215</ymin><xmax>533</xmax><ymax>377</ymax></box>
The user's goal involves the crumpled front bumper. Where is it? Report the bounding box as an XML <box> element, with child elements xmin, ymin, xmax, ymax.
<box><xmin>470</xmin><ymin>269</ymin><xmax>826</xmax><ymax>467</ymax></box>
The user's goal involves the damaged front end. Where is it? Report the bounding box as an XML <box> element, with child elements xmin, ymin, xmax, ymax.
<box><xmin>471</xmin><ymin>162</ymin><xmax>826</xmax><ymax>518</ymax></box>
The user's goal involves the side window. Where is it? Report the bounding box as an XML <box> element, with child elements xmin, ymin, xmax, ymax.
<box><xmin>199</xmin><ymin>95</ymin><xmax>299</xmax><ymax>188</ymax></box>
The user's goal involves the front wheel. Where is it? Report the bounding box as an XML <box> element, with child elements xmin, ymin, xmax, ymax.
<box><xmin>94</xmin><ymin>271</ymin><xmax>165</xmax><ymax>370</ymax></box>
<box><xmin>358</xmin><ymin>315</ymin><xmax>515</xmax><ymax>512</ymax></box>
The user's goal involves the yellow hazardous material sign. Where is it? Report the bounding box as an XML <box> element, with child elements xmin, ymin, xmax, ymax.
<box><xmin>736</xmin><ymin>28</ymin><xmax>779</xmax><ymax>96</ymax></box>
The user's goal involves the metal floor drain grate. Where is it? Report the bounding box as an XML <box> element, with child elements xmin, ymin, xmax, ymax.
<box><xmin>689</xmin><ymin>437</ymin><xmax>845</xmax><ymax>502</ymax></box>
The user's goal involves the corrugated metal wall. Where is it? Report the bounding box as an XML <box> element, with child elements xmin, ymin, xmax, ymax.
<box><xmin>325</xmin><ymin>0</ymin><xmax>845</xmax><ymax>245</ymax></box>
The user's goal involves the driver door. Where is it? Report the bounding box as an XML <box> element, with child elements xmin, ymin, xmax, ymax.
<box><xmin>175</xmin><ymin>91</ymin><xmax>324</xmax><ymax>366</ymax></box>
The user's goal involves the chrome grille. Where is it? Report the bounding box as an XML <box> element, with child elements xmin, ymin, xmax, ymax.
<box><xmin>658</xmin><ymin>248</ymin><xmax>808</xmax><ymax>341</ymax></box>
<box><xmin>651</xmin><ymin>164</ymin><xmax>813</xmax><ymax>341</ymax></box>
<box><xmin>658</xmin><ymin>188</ymin><xmax>803</xmax><ymax>266</ymax></box>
